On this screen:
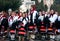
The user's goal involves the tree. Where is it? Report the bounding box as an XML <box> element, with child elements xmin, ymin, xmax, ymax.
<box><xmin>51</xmin><ymin>0</ymin><xmax>60</xmax><ymax>14</ymax></box>
<box><xmin>32</xmin><ymin>0</ymin><xmax>60</xmax><ymax>12</ymax></box>
<box><xmin>0</xmin><ymin>0</ymin><xmax>21</xmax><ymax>11</ymax></box>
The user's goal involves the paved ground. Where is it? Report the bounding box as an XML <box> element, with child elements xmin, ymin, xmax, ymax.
<box><xmin>0</xmin><ymin>37</ymin><xmax>55</xmax><ymax>41</ymax></box>
<box><xmin>0</xmin><ymin>39</ymin><xmax>54</xmax><ymax>41</ymax></box>
<box><xmin>0</xmin><ymin>35</ymin><xmax>60</xmax><ymax>41</ymax></box>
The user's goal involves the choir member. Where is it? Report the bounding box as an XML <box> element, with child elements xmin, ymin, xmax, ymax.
<box><xmin>0</xmin><ymin>12</ymin><xmax>3</xmax><ymax>33</ymax></box>
<box><xmin>44</xmin><ymin>12</ymin><xmax>50</xmax><ymax>28</ymax></box>
<box><xmin>21</xmin><ymin>12</ymin><xmax>29</xmax><ymax>31</ymax></box>
<box><xmin>22</xmin><ymin>12</ymin><xmax>28</xmax><ymax>26</ymax></box>
<box><xmin>8</xmin><ymin>11</ymin><xmax>18</xmax><ymax>30</ymax></box>
<box><xmin>38</xmin><ymin>11</ymin><xmax>45</xmax><ymax>26</ymax></box>
<box><xmin>57</xmin><ymin>16</ymin><xmax>60</xmax><ymax>31</ymax></box>
<box><xmin>17</xmin><ymin>12</ymin><xmax>23</xmax><ymax>21</ymax></box>
<box><xmin>38</xmin><ymin>11</ymin><xmax>42</xmax><ymax>26</ymax></box>
<box><xmin>0</xmin><ymin>11</ymin><xmax>8</xmax><ymax>34</ymax></box>
<box><xmin>29</xmin><ymin>6</ymin><xmax>38</xmax><ymax>26</ymax></box>
<box><xmin>55</xmin><ymin>12</ymin><xmax>60</xmax><ymax>33</ymax></box>
<box><xmin>37</xmin><ymin>11</ymin><xmax>45</xmax><ymax>33</ymax></box>
<box><xmin>49</xmin><ymin>10</ymin><xmax>58</xmax><ymax>28</ymax></box>
<box><xmin>48</xmin><ymin>10</ymin><xmax>58</xmax><ymax>40</ymax></box>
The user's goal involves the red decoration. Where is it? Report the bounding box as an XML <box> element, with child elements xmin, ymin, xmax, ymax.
<box><xmin>29</xmin><ymin>26</ymin><xmax>34</xmax><ymax>29</ymax></box>
<box><xmin>18</xmin><ymin>32</ymin><xmax>26</xmax><ymax>35</ymax></box>
<box><xmin>40</xmin><ymin>26</ymin><xmax>46</xmax><ymax>31</ymax></box>
<box><xmin>19</xmin><ymin>28</ymin><xmax>25</xmax><ymax>31</ymax></box>
<box><xmin>48</xmin><ymin>27</ymin><xmax>53</xmax><ymax>31</ymax></box>
<box><xmin>10</xmin><ymin>30</ymin><xmax>15</xmax><ymax>33</ymax></box>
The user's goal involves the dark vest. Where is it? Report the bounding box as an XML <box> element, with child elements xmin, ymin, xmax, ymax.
<box><xmin>1</xmin><ymin>18</ymin><xmax>8</xmax><ymax>30</ymax></box>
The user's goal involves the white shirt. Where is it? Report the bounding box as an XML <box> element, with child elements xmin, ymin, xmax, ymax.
<box><xmin>22</xmin><ymin>17</ymin><xmax>28</xmax><ymax>26</ymax></box>
<box><xmin>38</xmin><ymin>15</ymin><xmax>44</xmax><ymax>21</ymax></box>
<box><xmin>0</xmin><ymin>16</ymin><xmax>4</xmax><ymax>22</ymax></box>
<box><xmin>32</xmin><ymin>11</ymin><xmax>38</xmax><ymax>23</ymax></box>
<box><xmin>13</xmin><ymin>16</ymin><xmax>18</xmax><ymax>22</ymax></box>
<box><xmin>8</xmin><ymin>16</ymin><xmax>18</xmax><ymax>27</ymax></box>
<box><xmin>45</xmin><ymin>14</ymin><xmax>50</xmax><ymax>17</ymax></box>
<box><xmin>17</xmin><ymin>16</ymin><xmax>23</xmax><ymax>21</ymax></box>
<box><xmin>49</xmin><ymin>14</ymin><xmax>58</xmax><ymax>23</ymax></box>
<box><xmin>58</xmin><ymin>16</ymin><xmax>60</xmax><ymax>21</ymax></box>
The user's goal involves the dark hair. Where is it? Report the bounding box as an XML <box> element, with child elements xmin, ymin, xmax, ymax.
<box><xmin>16</xmin><ymin>11</ymin><xmax>18</xmax><ymax>14</ymax></box>
<box><xmin>38</xmin><ymin>9</ymin><xmax>42</xmax><ymax>12</ymax></box>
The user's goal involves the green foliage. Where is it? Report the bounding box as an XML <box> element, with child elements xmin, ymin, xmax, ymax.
<box><xmin>32</xmin><ymin>0</ymin><xmax>60</xmax><ymax>12</ymax></box>
<box><xmin>51</xmin><ymin>0</ymin><xmax>60</xmax><ymax>13</ymax></box>
<box><xmin>0</xmin><ymin>0</ymin><xmax>21</xmax><ymax>11</ymax></box>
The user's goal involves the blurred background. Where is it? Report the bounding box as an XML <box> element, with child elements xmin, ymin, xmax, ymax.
<box><xmin>0</xmin><ymin>0</ymin><xmax>60</xmax><ymax>13</ymax></box>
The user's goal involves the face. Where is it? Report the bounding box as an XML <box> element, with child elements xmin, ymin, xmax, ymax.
<box><xmin>23</xmin><ymin>13</ymin><xmax>26</xmax><ymax>17</ymax></box>
<box><xmin>31</xmin><ymin>7</ymin><xmax>33</xmax><ymax>11</ymax></box>
<box><xmin>39</xmin><ymin>11</ymin><xmax>42</xmax><ymax>16</ymax></box>
<box><xmin>45</xmin><ymin>12</ymin><xmax>48</xmax><ymax>14</ymax></box>
<box><xmin>19</xmin><ymin>12</ymin><xmax>22</xmax><ymax>16</ymax></box>
<box><xmin>50</xmin><ymin>10</ymin><xmax>54</xmax><ymax>14</ymax></box>
<box><xmin>11</xmin><ymin>12</ymin><xmax>16</xmax><ymax>17</ymax></box>
<box><xmin>55</xmin><ymin>12</ymin><xmax>58</xmax><ymax>15</ymax></box>
<box><xmin>42</xmin><ymin>11</ymin><xmax>45</xmax><ymax>15</ymax></box>
<box><xmin>25</xmin><ymin>12</ymin><xmax>28</xmax><ymax>17</ymax></box>
<box><xmin>30</xmin><ymin>7</ymin><xmax>34</xmax><ymax>13</ymax></box>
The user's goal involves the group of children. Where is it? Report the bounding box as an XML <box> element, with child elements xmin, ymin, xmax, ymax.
<box><xmin>0</xmin><ymin>7</ymin><xmax>60</xmax><ymax>37</ymax></box>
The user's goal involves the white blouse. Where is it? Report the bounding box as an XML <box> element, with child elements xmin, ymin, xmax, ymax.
<box><xmin>49</xmin><ymin>14</ymin><xmax>58</xmax><ymax>23</ymax></box>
